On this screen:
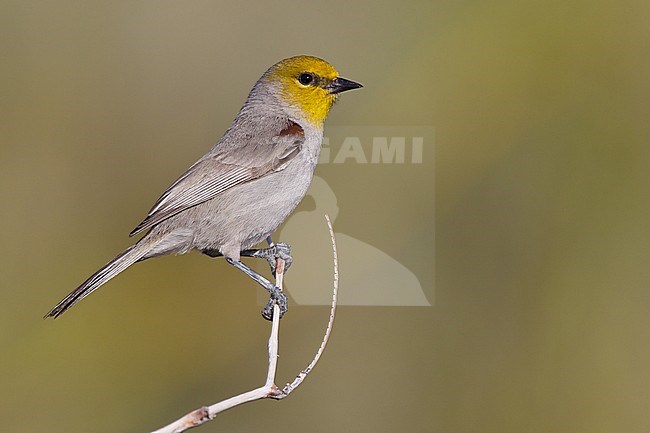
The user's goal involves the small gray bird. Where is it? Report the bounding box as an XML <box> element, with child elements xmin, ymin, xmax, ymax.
<box><xmin>46</xmin><ymin>55</ymin><xmax>362</xmax><ymax>320</ymax></box>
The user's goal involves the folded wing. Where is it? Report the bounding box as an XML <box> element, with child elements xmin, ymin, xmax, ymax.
<box><xmin>129</xmin><ymin>121</ymin><xmax>304</xmax><ymax>236</ymax></box>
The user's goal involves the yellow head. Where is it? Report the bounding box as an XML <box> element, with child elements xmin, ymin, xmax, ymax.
<box><xmin>264</xmin><ymin>55</ymin><xmax>362</xmax><ymax>126</ymax></box>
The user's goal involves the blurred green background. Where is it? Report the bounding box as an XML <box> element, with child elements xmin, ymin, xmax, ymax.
<box><xmin>2</xmin><ymin>1</ymin><xmax>649</xmax><ymax>432</ymax></box>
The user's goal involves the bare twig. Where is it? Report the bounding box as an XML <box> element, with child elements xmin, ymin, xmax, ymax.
<box><xmin>272</xmin><ymin>213</ymin><xmax>338</xmax><ymax>398</ymax></box>
<box><xmin>150</xmin><ymin>214</ymin><xmax>339</xmax><ymax>433</ymax></box>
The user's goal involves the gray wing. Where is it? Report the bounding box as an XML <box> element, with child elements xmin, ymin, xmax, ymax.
<box><xmin>129</xmin><ymin>122</ymin><xmax>304</xmax><ymax>237</ymax></box>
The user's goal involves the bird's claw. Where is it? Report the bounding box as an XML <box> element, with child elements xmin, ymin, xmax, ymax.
<box><xmin>259</xmin><ymin>243</ymin><xmax>293</xmax><ymax>275</ymax></box>
<box><xmin>262</xmin><ymin>286</ymin><xmax>288</xmax><ymax>321</ymax></box>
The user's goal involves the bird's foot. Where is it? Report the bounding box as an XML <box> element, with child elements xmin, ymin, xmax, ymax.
<box><xmin>242</xmin><ymin>243</ymin><xmax>292</xmax><ymax>275</ymax></box>
<box><xmin>262</xmin><ymin>286</ymin><xmax>288</xmax><ymax>321</ymax></box>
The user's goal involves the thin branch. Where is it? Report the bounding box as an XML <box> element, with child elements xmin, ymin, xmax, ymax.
<box><xmin>272</xmin><ymin>213</ymin><xmax>339</xmax><ymax>398</ymax></box>
<box><xmin>150</xmin><ymin>214</ymin><xmax>338</xmax><ymax>433</ymax></box>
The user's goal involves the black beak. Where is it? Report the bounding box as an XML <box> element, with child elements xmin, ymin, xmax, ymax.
<box><xmin>326</xmin><ymin>77</ymin><xmax>363</xmax><ymax>94</ymax></box>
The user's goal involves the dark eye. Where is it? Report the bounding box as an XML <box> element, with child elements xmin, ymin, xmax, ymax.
<box><xmin>298</xmin><ymin>72</ymin><xmax>314</xmax><ymax>86</ymax></box>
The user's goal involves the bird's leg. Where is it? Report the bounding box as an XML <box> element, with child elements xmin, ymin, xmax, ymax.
<box><xmin>202</xmin><ymin>238</ymin><xmax>290</xmax><ymax>319</ymax></box>
<box><xmin>225</xmin><ymin>258</ymin><xmax>288</xmax><ymax>320</ymax></box>
<box><xmin>240</xmin><ymin>238</ymin><xmax>292</xmax><ymax>276</ymax></box>
<box><xmin>208</xmin><ymin>237</ymin><xmax>293</xmax><ymax>275</ymax></box>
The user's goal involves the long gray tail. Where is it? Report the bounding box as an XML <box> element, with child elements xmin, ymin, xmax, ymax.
<box><xmin>45</xmin><ymin>241</ymin><xmax>156</xmax><ymax>318</ymax></box>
